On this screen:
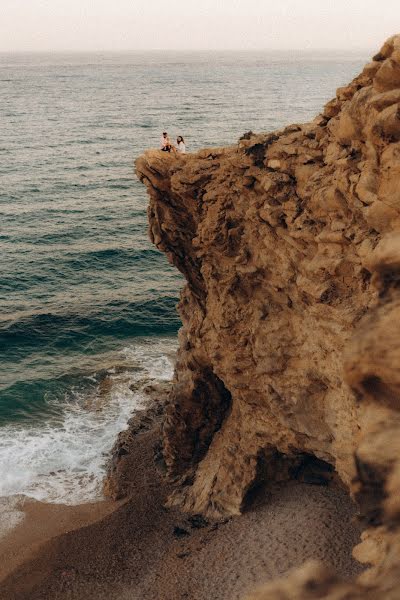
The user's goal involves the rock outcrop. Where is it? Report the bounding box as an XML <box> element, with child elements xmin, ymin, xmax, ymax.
<box><xmin>136</xmin><ymin>35</ymin><xmax>400</xmax><ymax>600</ymax></box>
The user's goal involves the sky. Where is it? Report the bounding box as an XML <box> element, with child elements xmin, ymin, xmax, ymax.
<box><xmin>1</xmin><ymin>0</ymin><xmax>399</xmax><ymax>52</ymax></box>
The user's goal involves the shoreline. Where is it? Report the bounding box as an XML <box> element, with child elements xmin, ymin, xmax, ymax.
<box><xmin>0</xmin><ymin>381</ymin><xmax>173</xmax><ymax>586</ymax></box>
<box><xmin>0</xmin><ymin>393</ymin><xmax>365</xmax><ymax>600</ymax></box>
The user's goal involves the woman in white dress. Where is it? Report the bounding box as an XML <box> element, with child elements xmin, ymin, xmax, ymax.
<box><xmin>176</xmin><ymin>136</ymin><xmax>186</xmax><ymax>153</ymax></box>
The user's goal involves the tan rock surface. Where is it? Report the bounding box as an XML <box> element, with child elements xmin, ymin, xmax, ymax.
<box><xmin>136</xmin><ymin>35</ymin><xmax>400</xmax><ymax>600</ymax></box>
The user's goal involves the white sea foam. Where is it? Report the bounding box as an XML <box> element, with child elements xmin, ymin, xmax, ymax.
<box><xmin>121</xmin><ymin>339</ymin><xmax>176</xmax><ymax>381</ymax></box>
<box><xmin>0</xmin><ymin>337</ymin><xmax>176</xmax><ymax>506</ymax></box>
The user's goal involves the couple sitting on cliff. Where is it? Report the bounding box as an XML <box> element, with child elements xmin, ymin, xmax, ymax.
<box><xmin>160</xmin><ymin>132</ymin><xmax>186</xmax><ymax>154</ymax></box>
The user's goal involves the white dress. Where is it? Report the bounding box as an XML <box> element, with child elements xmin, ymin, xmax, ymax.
<box><xmin>177</xmin><ymin>141</ymin><xmax>186</xmax><ymax>154</ymax></box>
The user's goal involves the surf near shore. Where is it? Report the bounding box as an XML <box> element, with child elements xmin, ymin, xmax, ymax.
<box><xmin>0</xmin><ymin>384</ymin><xmax>363</xmax><ymax>600</ymax></box>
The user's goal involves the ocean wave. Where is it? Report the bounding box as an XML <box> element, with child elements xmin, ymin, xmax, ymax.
<box><xmin>0</xmin><ymin>296</ymin><xmax>181</xmax><ymax>360</ymax></box>
<box><xmin>60</xmin><ymin>245</ymin><xmax>161</xmax><ymax>268</ymax></box>
<box><xmin>0</xmin><ymin>245</ymin><xmax>178</xmax><ymax>294</ymax></box>
<box><xmin>0</xmin><ymin>337</ymin><xmax>176</xmax><ymax>504</ymax></box>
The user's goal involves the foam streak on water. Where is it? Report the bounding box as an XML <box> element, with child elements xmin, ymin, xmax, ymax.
<box><xmin>0</xmin><ymin>338</ymin><xmax>175</xmax><ymax>504</ymax></box>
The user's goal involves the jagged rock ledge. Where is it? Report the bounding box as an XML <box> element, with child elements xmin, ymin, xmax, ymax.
<box><xmin>136</xmin><ymin>35</ymin><xmax>400</xmax><ymax>599</ymax></box>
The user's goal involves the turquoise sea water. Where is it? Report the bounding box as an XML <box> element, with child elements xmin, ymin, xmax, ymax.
<box><xmin>0</xmin><ymin>50</ymin><xmax>367</xmax><ymax>504</ymax></box>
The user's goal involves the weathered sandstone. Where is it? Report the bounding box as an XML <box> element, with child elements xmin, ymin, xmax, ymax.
<box><xmin>136</xmin><ymin>35</ymin><xmax>400</xmax><ymax>599</ymax></box>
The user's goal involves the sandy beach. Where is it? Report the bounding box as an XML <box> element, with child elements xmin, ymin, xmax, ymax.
<box><xmin>0</xmin><ymin>406</ymin><xmax>364</xmax><ymax>600</ymax></box>
<box><xmin>0</xmin><ymin>496</ymin><xmax>116</xmax><ymax>584</ymax></box>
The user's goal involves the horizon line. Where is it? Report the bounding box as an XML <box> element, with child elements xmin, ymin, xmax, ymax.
<box><xmin>0</xmin><ymin>47</ymin><xmax>375</xmax><ymax>54</ymax></box>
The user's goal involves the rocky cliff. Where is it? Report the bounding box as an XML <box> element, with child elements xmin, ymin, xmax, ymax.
<box><xmin>136</xmin><ymin>35</ymin><xmax>400</xmax><ymax>600</ymax></box>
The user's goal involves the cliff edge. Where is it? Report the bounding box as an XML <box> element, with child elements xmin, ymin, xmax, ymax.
<box><xmin>136</xmin><ymin>35</ymin><xmax>400</xmax><ymax>599</ymax></box>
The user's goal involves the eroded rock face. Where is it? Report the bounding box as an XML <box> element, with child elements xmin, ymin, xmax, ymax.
<box><xmin>136</xmin><ymin>34</ymin><xmax>400</xmax><ymax>599</ymax></box>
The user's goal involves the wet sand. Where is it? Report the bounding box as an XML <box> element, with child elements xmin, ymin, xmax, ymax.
<box><xmin>0</xmin><ymin>496</ymin><xmax>116</xmax><ymax>583</ymax></box>
<box><xmin>0</xmin><ymin>419</ymin><xmax>364</xmax><ymax>600</ymax></box>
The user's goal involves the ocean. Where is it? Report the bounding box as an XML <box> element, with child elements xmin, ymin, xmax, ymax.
<box><xmin>0</xmin><ymin>50</ymin><xmax>367</xmax><ymax>508</ymax></box>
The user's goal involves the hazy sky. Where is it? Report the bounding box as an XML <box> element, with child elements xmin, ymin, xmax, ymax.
<box><xmin>1</xmin><ymin>0</ymin><xmax>399</xmax><ymax>52</ymax></box>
